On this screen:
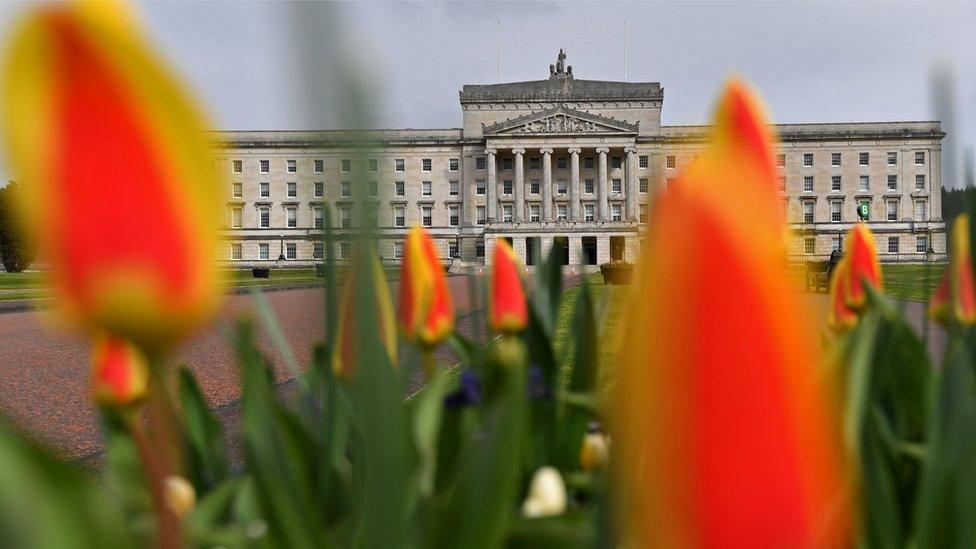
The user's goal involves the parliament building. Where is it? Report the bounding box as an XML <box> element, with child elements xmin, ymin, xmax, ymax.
<box><xmin>214</xmin><ymin>51</ymin><xmax>946</xmax><ymax>269</ymax></box>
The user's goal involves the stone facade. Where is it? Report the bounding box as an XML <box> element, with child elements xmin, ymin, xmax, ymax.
<box><xmin>214</xmin><ymin>51</ymin><xmax>946</xmax><ymax>269</ymax></box>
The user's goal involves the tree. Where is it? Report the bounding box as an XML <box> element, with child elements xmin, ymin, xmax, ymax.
<box><xmin>0</xmin><ymin>181</ymin><xmax>35</xmax><ymax>272</ymax></box>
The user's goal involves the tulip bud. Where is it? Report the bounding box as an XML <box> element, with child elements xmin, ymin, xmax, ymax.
<box><xmin>579</xmin><ymin>432</ymin><xmax>609</xmax><ymax>472</ymax></box>
<box><xmin>930</xmin><ymin>214</ymin><xmax>975</xmax><ymax>325</ymax></box>
<box><xmin>164</xmin><ymin>475</ymin><xmax>196</xmax><ymax>518</ymax></box>
<box><xmin>91</xmin><ymin>334</ymin><xmax>149</xmax><ymax>407</ymax></box>
<box><xmin>398</xmin><ymin>226</ymin><xmax>454</xmax><ymax>346</ymax></box>
<box><xmin>827</xmin><ymin>259</ymin><xmax>858</xmax><ymax>332</ymax></box>
<box><xmin>489</xmin><ymin>239</ymin><xmax>527</xmax><ymax>334</ymax></box>
<box><xmin>333</xmin><ymin>244</ymin><xmax>397</xmax><ymax>378</ymax></box>
<box><xmin>839</xmin><ymin>223</ymin><xmax>883</xmax><ymax>311</ymax></box>
<box><xmin>521</xmin><ymin>466</ymin><xmax>567</xmax><ymax>518</ymax></box>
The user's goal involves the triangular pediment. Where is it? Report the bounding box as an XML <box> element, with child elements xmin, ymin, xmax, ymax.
<box><xmin>482</xmin><ymin>105</ymin><xmax>638</xmax><ymax>136</ymax></box>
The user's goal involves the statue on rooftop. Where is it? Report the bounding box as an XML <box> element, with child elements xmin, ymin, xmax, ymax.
<box><xmin>549</xmin><ymin>48</ymin><xmax>573</xmax><ymax>80</ymax></box>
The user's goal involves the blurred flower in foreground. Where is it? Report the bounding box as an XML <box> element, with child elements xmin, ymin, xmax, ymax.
<box><xmin>1</xmin><ymin>3</ymin><xmax>222</xmax><ymax>348</ymax></box>
<box><xmin>930</xmin><ymin>214</ymin><xmax>976</xmax><ymax>326</ymax></box>
<box><xmin>579</xmin><ymin>432</ymin><xmax>609</xmax><ymax>472</ymax></box>
<box><xmin>164</xmin><ymin>475</ymin><xmax>196</xmax><ymax>518</ymax></box>
<box><xmin>399</xmin><ymin>226</ymin><xmax>454</xmax><ymax>347</ymax></box>
<box><xmin>91</xmin><ymin>334</ymin><xmax>149</xmax><ymax>407</ymax></box>
<box><xmin>521</xmin><ymin>466</ymin><xmax>567</xmax><ymax>518</ymax></box>
<box><xmin>828</xmin><ymin>225</ymin><xmax>883</xmax><ymax>331</ymax></box>
<box><xmin>489</xmin><ymin>239</ymin><xmax>527</xmax><ymax>334</ymax></box>
<box><xmin>616</xmin><ymin>80</ymin><xmax>850</xmax><ymax>547</ymax></box>
<box><xmin>334</xmin><ymin>244</ymin><xmax>397</xmax><ymax>378</ymax></box>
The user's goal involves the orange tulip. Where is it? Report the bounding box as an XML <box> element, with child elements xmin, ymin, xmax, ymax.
<box><xmin>91</xmin><ymin>334</ymin><xmax>149</xmax><ymax>407</ymax></box>
<box><xmin>616</xmin><ymin>80</ymin><xmax>850</xmax><ymax>547</ymax></box>
<box><xmin>838</xmin><ymin>224</ymin><xmax>883</xmax><ymax>311</ymax></box>
<box><xmin>398</xmin><ymin>226</ymin><xmax>454</xmax><ymax>346</ymax></box>
<box><xmin>827</xmin><ymin>258</ymin><xmax>859</xmax><ymax>332</ymax></box>
<box><xmin>930</xmin><ymin>215</ymin><xmax>975</xmax><ymax>325</ymax></box>
<box><xmin>489</xmin><ymin>239</ymin><xmax>527</xmax><ymax>334</ymax></box>
<box><xmin>1</xmin><ymin>4</ymin><xmax>222</xmax><ymax>348</ymax></box>
<box><xmin>333</xmin><ymin>244</ymin><xmax>397</xmax><ymax>379</ymax></box>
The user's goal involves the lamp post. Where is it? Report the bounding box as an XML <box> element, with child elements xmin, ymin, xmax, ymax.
<box><xmin>276</xmin><ymin>234</ymin><xmax>285</xmax><ymax>267</ymax></box>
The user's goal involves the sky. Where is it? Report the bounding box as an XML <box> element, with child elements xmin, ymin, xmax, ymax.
<box><xmin>0</xmin><ymin>1</ymin><xmax>975</xmax><ymax>187</ymax></box>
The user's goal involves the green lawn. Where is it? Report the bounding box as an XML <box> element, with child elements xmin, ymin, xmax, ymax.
<box><xmin>882</xmin><ymin>264</ymin><xmax>946</xmax><ymax>302</ymax></box>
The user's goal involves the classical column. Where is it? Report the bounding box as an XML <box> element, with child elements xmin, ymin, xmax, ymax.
<box><xmin>486</xmin><ymin>149</ymin><xmax>497</xmax><ymax>222</ymax></box>
<box><xmin>625</xmin><ymin>146</ymin><xmax>638</xmax><ymax>221</ymax></box>
<box><xmin>597</xmin><ymin>147</ymin><xmax>610</xmax><ymax>221</ymax></box>
<box><xmin>513</xmin><ymin>148</ymin><xmax>526</xmax><ymax>222</ymax></box>
<box><xmin>540</xmin><ymin>148</ymin><xmax>554</xmax><ymax>221</ymax></box>
<box><xmin>568</xmin><ymin>147</ymin><xmax>581</xmax><ymax>220</ymax></box>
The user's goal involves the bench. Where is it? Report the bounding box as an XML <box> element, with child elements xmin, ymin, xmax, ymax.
<box><xmin>804</xmin><ymin>261</ymin><xmax>831</xmax><ymax>293</ymax></box>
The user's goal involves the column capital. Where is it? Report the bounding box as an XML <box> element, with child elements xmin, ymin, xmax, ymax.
<box><xmin>539</xmin><ymin>148</ymin><xmax>554</xmax><ymax>155</ymax></box>
<box><xmin>624</xmin><ymin>146</ymin><xmax>638</xmax><ymax>154</ymax></box>
<box><xmin>485</xmin><ymin>149</ymin><xmax>497</xmax><ymax>156</ymax></box>
<box><xmin>512</xmin><ymin>147</ymin><xmax>526</xmax><ymax>155</ymax></box>
<box><xmin>596</xmin><ymin>147</ymin><xmax>610</xmax><ymax>154</ymax></box>
<box><xmin>567</xmin><ymin>147</ymin><xmax>582</xmax><ymax>154</ymax></box>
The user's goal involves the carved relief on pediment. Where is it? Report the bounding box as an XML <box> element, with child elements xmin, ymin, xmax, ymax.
<box><xmin>483</xmin><ymin>107</ymin><xmax>639</xmax><ymax>136</ymax></box>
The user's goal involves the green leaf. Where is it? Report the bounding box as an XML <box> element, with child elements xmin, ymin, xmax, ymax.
<box><xmin>178</xmin><ymin>366</ymin><xmax>229</xmax><ymax>491</ymax></box>
<box><xmin>553</xmin><ymin>284</ymin><xmax>598</xmax><ymax>471</ymax></box>
<box><xmin>505</xmin><ymin>509</ymin><xmax>597</xmax><ymax>549</ymax></box>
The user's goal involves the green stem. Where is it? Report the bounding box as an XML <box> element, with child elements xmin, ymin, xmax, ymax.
<box><xmin>422</xmin><ymin>348</ymin><xmax>437</xmax><ymax>378</ymax></box>
<box><xmin>126</xmin><ymin>408</ymin><xmax>182</xmax><ymax>549</ymax></box>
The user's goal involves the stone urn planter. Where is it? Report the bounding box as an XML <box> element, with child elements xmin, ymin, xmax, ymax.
<box><xmin>252</xmin><ymin>267</ymin><xmax>271</xmax><ymax>279</ymax></box>
<box><xmin>600</xmin><ymin>261</ymin><xmax>634</xmax><ymax>285</ymax></box>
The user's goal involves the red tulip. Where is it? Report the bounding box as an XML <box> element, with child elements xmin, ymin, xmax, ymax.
<box><xmin>1</xmin><ymin>4</ymin><xmax>222</xmax><ymax>348</ymax></box>
<box><xmin>91</xmin><ymin>334</ymin><xmax>149</xmax><ymax>407</ymax></box>
<box><xmin>616</xmin><ymin>80</ymin><xmax>850</xmax><ymax>547</ymax></box>
<box><xmin>930</xmin><ymin>214</ymin><xmax>975</xmax><ymax>325</ymax></box>
<box><xmin>398</xmin><ymin>226</ymin><xmax>454</xmax><ymax>346</ymax></box>
<box><xmin>333</xmin><ymin>244</ymin><xmax>397</xmax><ymax>379</ymax></box>
<box><xmin>827</xmin><ymin>258</ymin><xmax>859</xmax><ymax>332</ymax></box>
<box><xmin>489</xmin><ymin>239</ymin><xmax>527</xmax><ymax>334</ymax></box>
<box><xmin>838</xmin><ymin>224</ymin><xmax>883</xmax><ymax>312</ymax></box>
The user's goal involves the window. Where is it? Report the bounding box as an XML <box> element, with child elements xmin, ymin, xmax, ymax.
<box><xmin>778</xmin><ymin>177</ymin><xmax>786</xmax><ymax>192</ymax></box>
<box><xmin>859</xmin><ymin>175</ymin><xmax>870</xmax><ymax>192</ymax></box>
<box><xmin>502</xmin><ymin>205</ymin><xmax>513</xmax><ymax>222</ymax></box>
<box><xmin>286</xmin><ymin>243</ymin><xmax>297</xmax><ymax>260</ymax></box>
<box><xmin>231</xmin><ymin>243</ymin><xmax>242</xmax><ymax>260</ymax></box>
<box><xmin>232</xmin><ymin>207</ymin><xmax>243</xmax><ymax>228</ymax></box>
<box><xmin>611</xmin><ymin>203</ymin><xmax>622</xmax><ymax>221</ymax></box>
<box><xmin>831</xmin><ymin>201</ymin><xmax>842</xmax><ymax>222</ymax></box>
<box><xmin>556</xmin><ymin>180</ymin><xmax>567</xmax><ymax>195</ymax></box>
<box><xmin>888</xmin><ymin>237</ymin><xmax>899</xmax><ymax>254</ymax></box>
<box><xmin>395</xmin><ymin>181</ymin><xmax>405</xmax><ymax>197</ymax></box>
<box><xmin>368</xmin><ymin>181</ymin><xmax>378</xmax><ymax>197</ymax></box>
<box><xmin>804</xmin><ymin>237</ymin><xmax>815</xmax><ymax>255</ymax></box>
<box><xmin>392</xmin><ymin>241</ymin><xmax>404</xmax><ymax>260</ymax></box>
<box><xmin>859</xmin><ymin>152</ymin><xmax>869</xmax><ymax>166</ymax></box>
<box><xmin>314</xmin><ymin>159</ymin><xmax>324</xmax><ymax>173</ymax></box>
<box><xmin>260</xmin><ymin>160</ymin><xmax>269</xmax><ymax>173</ymax></box>
<box><xmin>449</xmin><ymin>180</ymin><xmax>459</xmax><ymax>196</ymax></box>
<box><xmin>584</xmin><ymin>203</ymin><xmax>595</xmax><ymax>221</ymax></box>
<box><xmin>528</xmin><ymin>204</ymin><xmax>540</xmax><ymax>222</ymax></box>
<box><xmin>259</xmin><ymin>243</ymin><xmax>270</xmax><ymax>260</ymax></box>
<box><xmin>476</xmin><ymin>156</ymin><xmax>486</xmax><ymax>170</ymax></box>
<box><xmin>886</xmin><ymin>200</ymin><xmax>898</xmax><ymax>221</ymax></box>
<box><xmin>449</xmin><ymin>242</ymin><xmax>459</xmax><ymax>258</ymax></box>
<box><xmin>259</xmin><ymin>206</ymin><xmax>270</xmax><ymax>228</ymax></box>
<box><xmin>530</xmin><ymin>179</ymin><xmax>540</xmax><ymax>194</ymax></box>
<box><xmin>395</xmin><ymin>158</ymin><xmax>405</xmax><ymax>172</ymax></box>
<box><xmin>341</xmin><ymin>182</ymin><xmax>351</xmax><ymax>197</ymax></box>
<box><xmin>287</xmin><ymin>159</ymin><xmax>296</xmax><ymax>173</ymax></box>
<box><xmin>639</xmin><ymin>178</ymin><xmax>648</xmax><ymax>193</ymax></box>
<box><xmin>476</xmin><ymin>180</ymin><xmax>486</xmax><ymax>195</ymax></box>
<box><xmin>803</xmin><ymin>153</ymin><xmax>813</xmax><ymax>167</ymax></box>
<box><xmin>639</xmin><ymin>155</ymin><xmax>648</xmax><ymax>168</ymax></box>
<box><xmin>831</xmin><ymin>153</ymin><xmax>841</xmax><ymax>167</ymax></box>
<box><xmin>915</xmin><ymin>151</ymin><xmax>926</xmax><ymax>165</ymax></box>
<box><xmin>341</xmin><ymin>159</ymin><xmax>351</xmax><ymax>172</ymax></box>
<box><xmin>313</xmin><ymin>207</ymin><xmax>323</xmax><ymax>229</ymax></box>
<box><xmin>475</xmin><ymin>240</ymin><xmax>485</xmax><ymax>259</ymax></box>
<box><xmin>502</xmin><ymin>158</ymin><xmax>513</xmax><ymax>170</ymax></box>
<box><xmin>449</xmin><ymin>206</ymin><xmax>460</xmax><ymax>226</ymax></box>
<box><xmin>232</xmin><ymin>160</ymin><xmax>243</xmax><ymax>173</ymax></box>
<box><xmin>503</xmin><ymin>180</ymin><xmax>513</xmax><ymax>195</ymax></box>
<box><xmin>313</xmin><ymin>242</ymin><xmax>324</xmax><ymax>259</ymax></box>
<box><xmin>915</xmin><ymin>174</ymin><xmax>926</xmax><ymax>191</ymax></box>
<box><xmin>556</xmin><ymin>205</ymin><xmax>568</xmax><ymax>221</ymax></box>
<box><xmin>447</xmin><ymin>158</ymin><xmax>459</xmax><ymax>172</ymax></box>
<box><xmin>803</xmin><ymin>176</ymin><xmax>814</xmax><ymax>193</ymax></box>
<box><xmin>556</xmin><ymin>157</ymin><xmax>567</xmax><ymax>170</ymax></box>
<box><xmin>611</xmin><ymin>156</ymin><xmax>622</xmax><ymax>169</ymax></box>
<box><xmin>366</xmin><ymin>205</ymin><xmax>379</xmax><ymax>226</ymax></box>
<box><xmin>287</xmin><ymin>182</ymin><xmax>297</xmax><ymax>197</ymax></box>
<box><xmin>833</xmin><ymin>236</ymin><xmax>843</xmax><ymax>252</ymax></box>
<box><xmin>393</xmin><ymin>206</ymin><xmax>405</xmax><ymax>227</ymax></box>
<box><xmin>529</xmin><ymin>157</ymin><xmax>541</xmax><ymax>170</ymax></box>
<box><xmin>422</xmin><ymin>181</ymin><xmax>432</xmax><ymax>196</ymax></box>
<box><xmin>340</xmin><ymin>207</ymin><xmax>351</xmax><ymax>228</ymax></box>
<box><xmin>584</xmin><ymin>156</ymin><xmax>595</xmax><ymax>169</ymax></box>
<box><xmin>476</xmin><ymin>205</ymin><xmax>486</xmax><ymax>225</ymax></box>
<box><xmin>368</xmin><ymin>158</ymin><xmax>378</xmax><ymax>172</ymax></box>
<box><xmin>887</xmin><ymin>151</ymin><xmax>898</xmax><ymax>166</ymax></box>
<box><xmin>917</xmin><ymin>235</ymin><xmax>929</xmax><ymax>253</ymax></box>
<box><xmin>339</xmin><ymin>242</ymin><xmax>350</xmax><ymax>260</ymax></box>
<box><xmin>584</xmin><ymin>179</ymin><xmax>595</xmax><ymax>194</ymax></box>
<box><xmin>260</xmin><ymin>182</ymin><xmax>270</xmax><ymax>197</ymax></box>
<box><xmin>776</xmin><ymin>154</ymin><xmax>786</xmax><ymax>167</ymax></box>
<box><xmin>831</xmin><ymin>176</ymin><xmax>842</xmax><ymax>192</ymax></box>
<box><xmin>666</xmin><ymin>178</ymin><xmax>676</xmax><ymax>189</ymax></box>
<box><xmin>314</xmin><ymin>182</ymin><xmax>324</xmax><ymax>197</ymax></box>
<box><xmin>887</xmin><ymin>175</ymin><xmax>897</xmax><ymax>191</ymax></box>
<box><xmin>612</xmin><ymin>179</ymin><xmax>622</xmax><ymax>193</ymax></box>
<box><xmin>421</xmin><ymin>158</ymin><xmax>432</xmax><ymax>171</ymax></box>
<box><xmin>421</xmin><ymin>205</ymin><xmax>433</xmax><ymax>227</ymax></box>
<box><xmin>286</xmin><ymin>207</ymin><xmax>297</xmax><ymax>228</ymax></box>
<box><xmin>915</xmin><ymin>200</ymin><xmax>928</xmax><ymax>221</ymax></box>
<box><xmin>640</xmin><ymin>204</ymin><xmax>649</xmax><ymax>223</ymax></box>
<box><xmin>232</xmin><ymin>182</ymin><xmax>242</xmax><ymax>198</ymax></box>
<box><xmin>803</xmin><ymin>201</ymin><xmax>814</xmax><ymax>223</ymax></box>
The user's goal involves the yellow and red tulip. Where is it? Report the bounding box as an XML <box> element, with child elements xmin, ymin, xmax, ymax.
<box><xmin>1</xmin><ymin>3</ymin><xmax>222</xmax><ymax>348</ymax></box>
<box><xmin>333</xmin><ymin>244</ymin><xmax>397</xmax><ymax>379</ymax></box>
<box><xmin>838</xmin><ymin>224</ymin><xmax>883</xmax><ymax>312</ymax></box>
<box><xmin>930</xmin><ymin>214</ymin><xmax>975</xmax><ymax>325</ymax></box>
<box><xmin>489</xmin><ymin>239</ymin><xmax>527</xmax><ymax>334</ymax></box>
<box><xmin>91</xmin><ymin>334</ymin><xmax>149</xmax><ymax>407</ymax></box>
<box><xmin>398</xmin><ymin>226</ymin><xmax>454</xmax><ymax>346</ymax></box>
<box><xmin>827</xmin><ymin>258</ymin><xmax>859</xmax><ymax>332</ymax></box>
<box><xmin>615</xmin><ymin>80</ymin><xmax>850</xmax><ymax>547</ymax></box>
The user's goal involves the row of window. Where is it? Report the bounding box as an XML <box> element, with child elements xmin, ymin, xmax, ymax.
<box><xmin>793</xmin><ymin>199</ymin><xmax>928</xmax><ymax>223</ymax></box>
<box><xmin>784</xmin><ymin>173</ymin><xmax>928</xmax><ymax>193</ymax></box>
<box><xmin>785</xmin><ymin>150</ymin><xmax>925</xmax><ymax>169</ymax></box>
<box><xmin>230</xmin><ymin>240</ymin><xmax>462</xmax><ymax>262</ymax></box>
<box><xmin>801</xmin><ymin>234</ymin><xmax>930</xmax><ymax>255</ymax></box>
